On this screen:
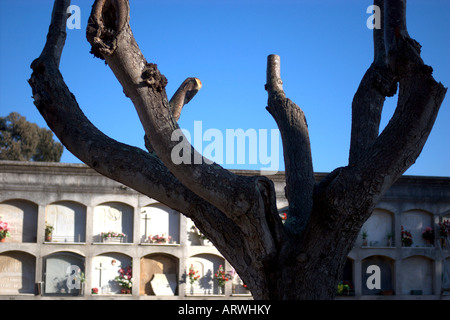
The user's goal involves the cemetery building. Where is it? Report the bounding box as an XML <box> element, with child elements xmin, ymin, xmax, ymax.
<box><xmin>0</xmin><ymin>160</ymin><xmax>449</xmax><ymax>300</ymax></box>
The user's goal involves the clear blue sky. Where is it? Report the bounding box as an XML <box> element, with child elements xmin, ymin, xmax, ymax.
<box><xmin>0</xmin><ymin>0</ymin><xmax>449</xmax><ymax>176</ymax></box>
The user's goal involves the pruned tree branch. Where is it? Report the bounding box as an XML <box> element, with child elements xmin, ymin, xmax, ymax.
<box><xmin>384</xmin><ymin>0</ymin><xmax>410</xmax><ymax>71</ymax></box>
<box><xmin>170</xmin><ymin>77</ymin><xmax>202</xmax><ymax>122</ymax></box>
<box><xmin>39</xmin><ymin>0</ymin><xmax>70</xmax><ymax>67</ymax></box>
<box><xmin>373</xmin><ymin>0</ymin><xmax>386</xmax><ymax>65</ymax></box>
<box><xmin>265</xmin><ymin>55</ymin><xmax>315</xmax><ymax>236</ymax></box>
<box><xmin>349</xmin><ymin>0</ymin><xmax>397</xmax><ymax>165</ymax></box>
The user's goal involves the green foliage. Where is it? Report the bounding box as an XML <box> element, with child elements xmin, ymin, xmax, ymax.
<box><xmin>0</xmin><ymin>112</ymin><xmax>63</xmax><ymax>162</ymax></box>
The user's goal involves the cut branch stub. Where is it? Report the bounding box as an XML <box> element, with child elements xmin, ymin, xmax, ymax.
<box><xmin>266</xmin><ymin>54</ymin><xmax>283</xmax><ymax>94</ymax></box>
<box><xmin>170</xmin><ymin>77</ymin><xmax>202</xmax><ymax>122</ymax></box>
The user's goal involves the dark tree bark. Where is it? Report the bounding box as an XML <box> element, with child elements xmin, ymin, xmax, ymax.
<box><xmin>29</xmin><ymin>0</ymin><xmax>446</xmax><ymax>299</ymax></box>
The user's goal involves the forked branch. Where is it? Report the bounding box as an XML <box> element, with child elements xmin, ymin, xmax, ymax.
<box><xmin>349</xmin><ymin>0</ymin><xmax>447</xmax><ymax>195</ymax></box>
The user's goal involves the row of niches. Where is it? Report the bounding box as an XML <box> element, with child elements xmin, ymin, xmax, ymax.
<box><xmin>338</xmin><ymin>255</ymin><xmax>450</xmax><ymax>296</ymax></box>
<box><xmin>355</xmin><ymin>209</ymin><xmax>450</xmax><ymax>248</ymax></box>
<box><xmin>0</xmin><ymin>250</ymin><xmax>250</xmax><ymax>297</ymax></box>
<box><xmin>0</xmin><ymin>199</ymin><xmax>210</xmax><ymax>245</ymax></box>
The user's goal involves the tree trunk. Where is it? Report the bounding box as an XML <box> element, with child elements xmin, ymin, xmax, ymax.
<box><xmin>29</xmin><ymin>0</ymin><xmax>446</xmax><ymax>299</ymax></box>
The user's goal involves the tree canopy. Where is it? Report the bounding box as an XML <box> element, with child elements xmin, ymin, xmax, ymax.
<box><xmin>0</xmin><ymin>112</ymin><xmax>63</xmax><ymax>162</ymax></box>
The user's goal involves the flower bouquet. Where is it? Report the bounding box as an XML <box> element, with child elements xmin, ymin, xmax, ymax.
<box><xmin>401</xmin><ymin>226</ymin><xmax>413</xmax><ymax>247</ymax></box>
<box><xmin>439</xmin><ymin>220</ymin><xmax>450</xmax><ymax>237</ymax></box>
<box><xmin>215</xmin><ymin>265</ymin><xmax>230</xmax><ymax>294</ymax></box>
<box><xmin>0</xmin><ymin>221</ymin><xmax>11</xmax><ymax>242</ymax></box>
<box><xmin>148</xmin><ymin>233</ymin><xmax>171</xmax><ymax>243</ymax></box>
<box><xmin>337</xmin><ymin>281</ymin><xmax>353</xmax><ymax>296</ymax></box>
<box><xmin>422</xmin><ymin>227</ymin><xmax>435</xmax><ymax>245</ymax></box>
<box><xmin>188</xmin><ymin>264</ymin><xmax>200</xmax><ymax>294</ymax></box>
<box><xmin>439</xmin><ymin>220</ymin><xmax>450</xmax><ymax>248</ymax></box>
<box><xmin>115</xmin><ymin>264</ymin><xmax>132</xmax><ymax>294</ymax></box>
<box><xmin>101</xmin><ymin>231</ymin><xmax>126</xmax><ymax>243</ymax></box>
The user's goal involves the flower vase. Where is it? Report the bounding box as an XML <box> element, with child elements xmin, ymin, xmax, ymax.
<box><xmin>218</xmin><ymin>285</ymin><xmax>225</xmax><ymax>295</ymax></box>
<box><xmin>0</xmin><ymin>237</ymin><xmax>5</xmax><ymax>243</ymax></box>
<box><xmin>121</xmin><ymin>288</ymin><xmax>131</xmax><ymax>294</ymax></box>
<box><xmin>190</xmin><ymin>284</ymin><xmax>194</xmax><ymax>295</ymax></box>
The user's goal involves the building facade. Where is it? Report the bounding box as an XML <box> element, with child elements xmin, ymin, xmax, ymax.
<box><xmin>0</xmin><ymin>161</ymin><xmax>449</xmax><ymax>300</ymax></box>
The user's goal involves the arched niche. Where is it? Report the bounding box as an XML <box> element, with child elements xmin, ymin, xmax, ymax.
<box><xmin>0</xmin><ymin>251</ymin><xmax>36</xmax><ymax>294</ymax></box>
<box><xmin>401</xmin><ymin>210</ymin><xmax>433</xmax><ymax>247</ymax></box>
<box><xmin>43</xmin><ymin>251</ymin><xmax>85</xmax><ymax>295</ymax></box>
<box><xmin>187</xmin><ymin>254</ymin><xmax>225</xmax><ymax>295</ymax></box>
<box><xmin>337</xmin><ymin>258</ymin><xmax>354</xmax><ymax>296</ymax></box>
<box><xmin>92</xmin><ymin>252</ymin><xmax>132</xmax><ymax>294</ymax></box>
<box><xmin>360</xmin><ymin>209</ymin><xmax>394</xmax><ymax>247</ymax></box>
<box><xmin>0</xmin><ymin>199</ymin><xmax>38</xmax><ymax>243</ymax></box>
<box><xmin>93</xmin><ymin>202</ymin><xmax>133</xmax><ymax>243</ymax></box>
<box><xmin>140</xmin><ymin>253</ymin><xmax>178</xmax><ymax>296</ymax></box>
<box><xmin>230</xmin><ymin>270</ymin><xmax>250</xmax><ymax>295</ymax></box>
<box><xmin>361</xmin><ymin>255</ymin><xmax>394</xmax><ymax>295</ymax></box>
<box><xmin>45</xmin><ymin>201</ymin><xmax>86</xmax><ymax>243</ymax></box>
<box><xmin>140</xmin><ymin>204</ymin><xmax>180</xmax><ymax>244</ymax></box>
<box><xmin>401</xmin><ymin>255</ymin><xmax>433</xmax><ymax>295</ymax></box>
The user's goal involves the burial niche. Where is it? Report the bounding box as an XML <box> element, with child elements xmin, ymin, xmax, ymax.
<box><xmin>361</xmin><ymin>255</ymin><xmax>394</xmax><ymax>295</ymax></box>
<box><xmin>401</xmin><ymin>210</ymin><xmax>433</xmax><ymax>247</ymax></box>
<box><xmin>93</xmin><ymin>202</ymin><xmax>133</xmax><ymax>243</ymax></box>
<box><xmin>401</xmin><ymin>255</ymin><xmax>433</xmax><ymax>295</ymax></box>
<box><xmin>337</xmin><ymin>258</ymin><xmax>354</xmax><ymax>296</ymax></box>
<box><xmin>187</xmin><ymin>254</ymin><xmax>225</xmax><ymax>295</ymax></box>
<box><xmin>0</xmin><ymin>200</ymin><xmax>38</xmax><ymax>243</ymax></box>
<box><xmin>43</xmin><ymin>251</ymin><xmax>85</xmax><ymax>295</ymax></box>
<box><xmin>0</xmin><ymin>251</ymin><xmax>36</xmax><ymax>294</ymax></box>
<box><xmin>140</xmin><ymin>253</ymin><xmax>178</xmax><ymax>296</ymax></box>
<box><xmin>360</xmin><ymin>209</ymin><xmax>394</xmax><ymax>247</ymax></box>
<box><xmin>45</xmin><ymin>201</ymin><xmax>86</xmax><ymax>243</ymax></box>
<box><xmin>92</xmin><ymin>253</ymin><xmax>132</xmax><ymax>294</ymax></box>
<box><xmin>141</xmin><ymin>204</ymin><xmax>180</xmax><ymax>244</ymax></box>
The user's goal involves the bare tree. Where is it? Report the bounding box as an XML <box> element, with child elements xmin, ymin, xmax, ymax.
<box><xmin>29</xmin><ymin>0</ymin><xmax>446</xmax><ymax>299</ymax></box>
